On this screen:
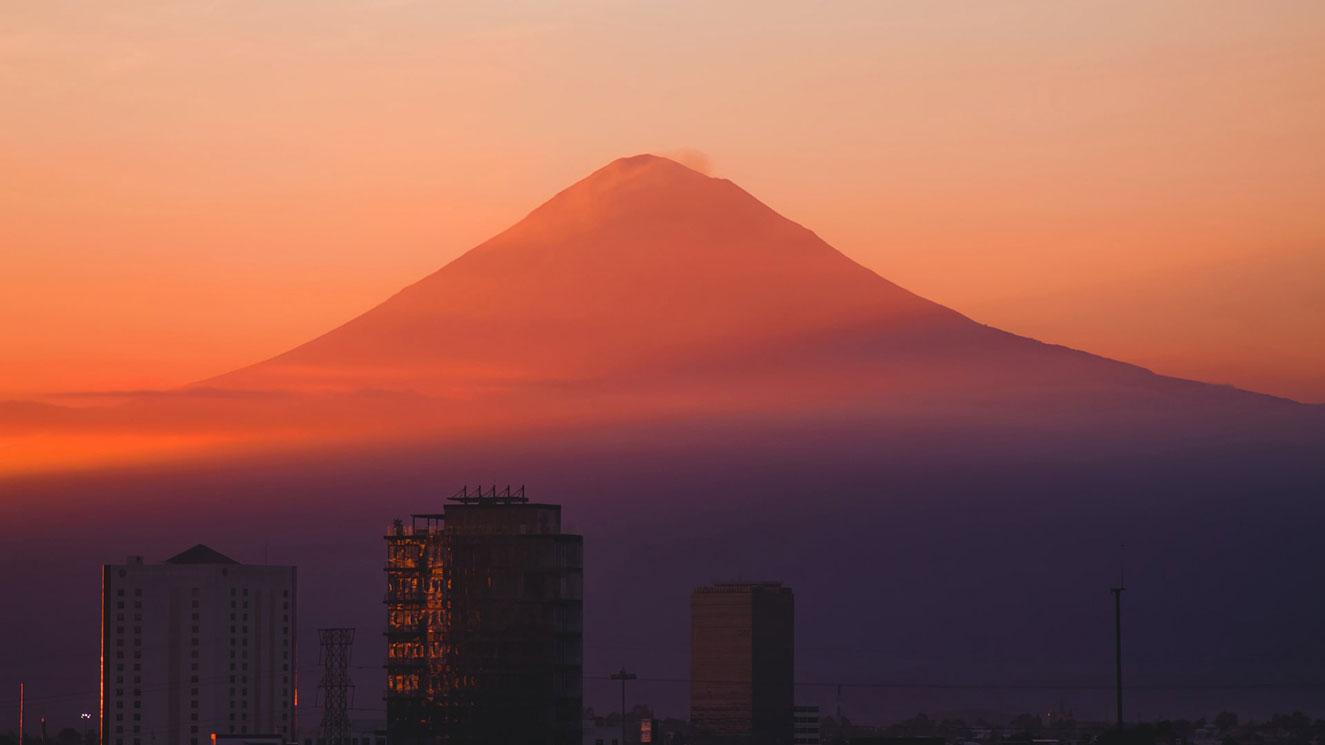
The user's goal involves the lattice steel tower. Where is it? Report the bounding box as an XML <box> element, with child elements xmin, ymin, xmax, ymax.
<box><xmin>317</xmin><ymin>627</ymin><xmax>356</xmax><ymax>745</ymax></box>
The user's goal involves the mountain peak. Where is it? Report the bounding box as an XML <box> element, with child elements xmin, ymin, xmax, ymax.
<box><xmin>213</xmin><ymin>154</ymin><xmax>962</xmax><ymax>392</ymax></box>
<box><xmin>580</xmin><ymin>153</ymin><xmax>711</xmax><ymax>191</ymax></box>
<box><xmin>596</xmin><ymin>153</ymin><xmax>699</xmax><ymax>177</ymax></box>
<box><xmin>515</xmin><ymin>153</ymin><xmax>738</xmax><ymax>234</ymax></box>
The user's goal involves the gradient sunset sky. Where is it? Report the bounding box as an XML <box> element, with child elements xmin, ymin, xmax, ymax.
<box><xmin>3</xmin><ymin>1</ymin><xmax>1323</xmax><ymax>402</ymax></box>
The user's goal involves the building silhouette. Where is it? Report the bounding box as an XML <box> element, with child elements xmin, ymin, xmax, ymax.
<box><xmin>691</xmin><ymin>582</ymin><xmax>795</xmax><ymax>745</ymax></box>
<box><xmin>793</xmin><ymin>705</ymin><xmax>821</xmax><ymax>745</ymax></box>
<box><xmin>385</xmin><ymin>486</ymin><xmax>583</xmax><ymax>744</ymax></box>
<box><xmin>100</xmin><ymin>545</ymin><xmax>296</xmax><ymax>745</ymax></box>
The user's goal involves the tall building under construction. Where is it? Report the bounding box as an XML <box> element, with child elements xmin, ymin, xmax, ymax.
<box><xmin>385</xmin><ymin>486</ymin><xmax>583</xmax><ymax>745</ymax></box>
<box><xmin>691</xmin><ymin>582</ymin><xmax>795</xmax><ymax>745</ymax></box>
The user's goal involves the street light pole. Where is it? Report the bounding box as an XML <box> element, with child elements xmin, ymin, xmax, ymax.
<box><xmin>610</xmin><ymin>668</ymin><xmax>637</xmax><ymax>745</ymax></box>
<box><xmin>1111</xmin><ymin>583</ymin><xmax>1125</xmax><ymax>730</ymax></box>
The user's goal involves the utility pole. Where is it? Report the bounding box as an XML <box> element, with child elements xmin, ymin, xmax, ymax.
<box><xmin>610</xmin><ymin>668</ymin><xmax>637</xmax><ymax>745</ymax></box>
<box><xmin>317</xmin><ymin>628</ymin><xmax>356</xmax><ymax>745</ymax></box>
<box><xmin>1110</xmin><ymin>581</ymin><xmax>1125</xmax><ymax>730</ymax></box>
<box><xmin>18</xmin><ymin>682</ymin><xmax>23</xmax><ymax>745</ymax></box>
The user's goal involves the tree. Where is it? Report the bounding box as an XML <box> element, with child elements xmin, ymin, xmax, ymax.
<box><xmin>1214</xmin><ymin>712</ymin><xmax>1239</xmax><ymax>733</ymax></box>
<box><xmin>1010</xmin><ymin>713</ymin><xmax>1042</xmax><ymax>738</ymax></box>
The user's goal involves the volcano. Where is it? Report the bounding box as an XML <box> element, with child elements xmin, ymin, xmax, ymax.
<box><xmin>3</xmin><ymin>155</ymin><xmax>1323</xmax><ymax>725</ymax></box>
<box><xmin>214</xmin><ymin>153</ymin><xmax>968</xmax><ymax>394</ymax></box>
<box><xmin>208</xmin><ymin>154</ymin><xmax>1301</xmax><ymax>434</ymax></box>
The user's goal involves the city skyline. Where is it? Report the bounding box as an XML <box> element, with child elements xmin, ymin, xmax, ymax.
<box><xmin>1</xmin><ymin>498</ymin><xmax>1322</xmax><ymax>740</ymax></box>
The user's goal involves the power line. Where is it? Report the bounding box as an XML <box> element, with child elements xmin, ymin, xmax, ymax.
<box><xmin>583</xmin><ymin>674</ymin><xmax>1324</xmax><ymax>692</ymax></box>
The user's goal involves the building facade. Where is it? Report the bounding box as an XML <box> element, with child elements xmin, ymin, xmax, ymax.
<box><xmin>690</xmin><ymin>582</ymin><xmax>795</xmax><ymax>745</ymax></box>
<box><xmin>100</xmin><ymin>545</ymin><xmax>296</xmax><ymax>745</ymax></box>
<box><xmin>793</xmin><ymin>705</ymin><xmax>821</xmax><ymax>745</ymax></box>
<box><xmin>385</xmin><ymin>486</ymin><xmax>584</xmax><ymax>744</ymax></box>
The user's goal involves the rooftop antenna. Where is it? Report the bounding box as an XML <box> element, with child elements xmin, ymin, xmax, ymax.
<box><xmin>1110</xmin><ymin>543</ymin><xmax>1126</xmax><ymax>730</ymax></box>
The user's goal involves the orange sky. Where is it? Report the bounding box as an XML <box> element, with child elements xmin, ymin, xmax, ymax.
<box><xmin>3</xmin><ymin>1</ymin><xmax>1323</xmax><ymax>402</ymax></box>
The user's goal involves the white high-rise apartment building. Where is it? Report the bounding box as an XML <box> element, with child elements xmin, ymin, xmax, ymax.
<box><xmin>101</xmin><ymin>545</ymin><xmax>296</xmax><ymax>745</ymax></box>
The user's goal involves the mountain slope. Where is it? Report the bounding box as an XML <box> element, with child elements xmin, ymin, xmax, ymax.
<box><xmin>207</xmin><ymin>154</ymin><xmax>1307</xmax><ymax>440</ymax></box>
<box><xmin>3</xmin><ymin>155</ymin><xmax>1313</xmax><ymax>478</ymax></box>
<box><xmin>211</xmin><ymin>155</ymin><xmax>998</xmax><ymax>392</ymax></box>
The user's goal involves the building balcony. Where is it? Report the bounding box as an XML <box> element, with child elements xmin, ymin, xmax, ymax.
<box><xmin>384</xmin><ymin>592</ymin><xmax>424</xmax><ymax>604</ymax></box>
